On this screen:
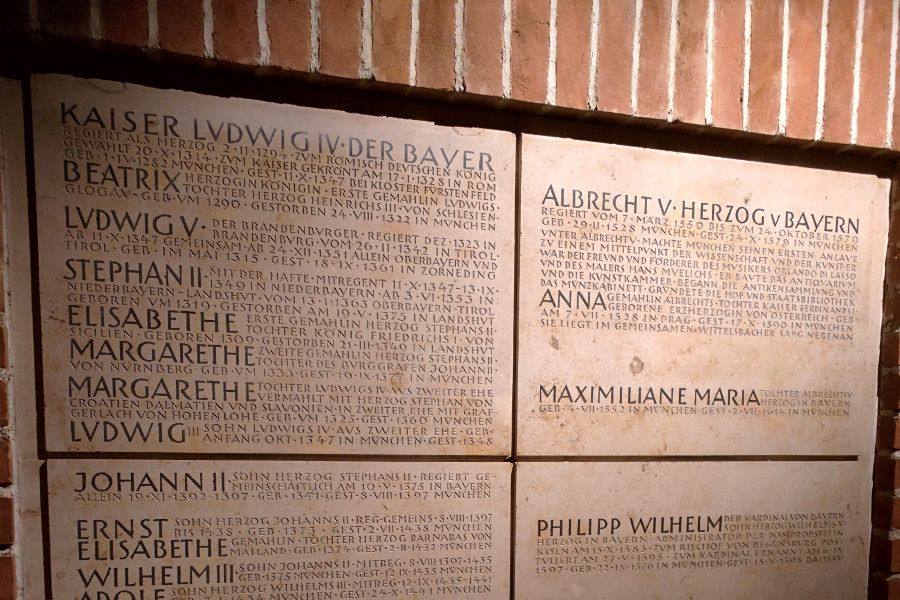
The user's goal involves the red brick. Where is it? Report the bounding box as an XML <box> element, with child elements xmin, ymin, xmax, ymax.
<box><xmin>883</xmin><ymin>373</ymin><xmax>900</xmax><ymax>410</ymax></box>
<box><xmin>873</xmin><ymin>492</ymin><xmax>900</xmax><ymax>530</ymax></box>
<box><xmin>511</xmin><ymin>0</ymin><xmax>550</xmax><ymax>104</ymax></box>
<box><xmin>747</xmin><ymin>0</ymin><xmax>782</xmax><ymax>135</ymax></box>
<box><xmin>319</xmin><ymin>0</ymin><xmax>362</xmax><ymax>78</ymax></box>
<box><xmin>268</xmin><ymin>0</ymin><xmax>312</xmax><ymax>70</ymax></box>
<box><xmin>555</xmin><ymin>0</ymin><xmax>592</xmax><ymax>109</ymax></box>
<box><xmin>0</xmin><ymin>327</ymin><xmax>6</xmax><ymax>370</ymax></box>
<box><xmin>879</xmin><ymin>416</ymin><xmax>900</xmax><ymax>450</ymax></box>
<box><xmin>158</xmin><ymin>0</ymin><xmax>205</xmax><ymax>55</ymax></box>
<box><xmin>0</xmin><ymin>498</ymin><xmax>12</xmax><ymax>546</ymax></box>
<box><xmin>672</xmin><ymin>0</ymin><xmax>707</xmax><ymax>124</ymax></box>
<box><xmin>40</xmin><ymin>0</ymin><xmax>91</xmax><ymax>38</ymax></box>
<box><xmin>213</xmin><ymin>0</ymin><xmax>259</xmax><ymax>64</ymax></box>
<box><xmin>710</xmin><ymin>0</ymin><xmax>743</xmax><ymax>129</ymax></box>
<box><xmin>464</xmin><ymin>0</ymin><xmax>504</xmax><ymax>96</ymax></box>
<box><xmin>856</xmin><ymin>0</ymin><xmax>893</xmax><ymax>148</ymax></box>
<box><xmin>821</xmin><ymin>0</ymin><xmax>858</xmax><ymax>144</ymax></box>
<box><xmin>785</xmin><ymin>0</ymin><xmax>822</xmax><ymax>140</ymax></box>
<box><xmin>0</xmin><ymin>440</ymin><xmax>10</xmax><ymax>486</ymax></box>
<box><xmin>373</xmin><ymin>0</ymin><xmax>411</xmax><ymax>84</ymax></box>
<box><xmin>636</xmin><ymin>0</ymin><xmax>672</xmax><ymax>120</ymax></box>
<box><xmin>0</xmin><ymin>381</ymin><xmax>8</xmax><ymax>429</ymax></box>
<box><xmin>596</xmin><ymin>0</ymin><xmax>634</xmax><ymax>114</ymax></box>
<box><xmin>0</xmin><ymin>556</ymin><xmax>14</xmax><ymax>600</ymax></box>
<box><xmin>417</xmin><ymin>0</ymin><xmax>455</xmax><ymax>90</ymax></box>
<box><xmin>890</xmin><ymin>575</ymin><xmax>900</xmax><ymax>599</ymax></box>
<box><xmin>884</xmin><ymin>331</ymin><xmax>900</xmax><ymax>367</ymax></box>
<box><xmin>101</xmin><ymin>0</ymin><xmax>149</xmax><ymax>46</ymax></box>
<box><xmin>887</xmin><ymin>289</ymin><xmax>900</xmax><ymax>327</ymax></box>
<box><xmin>0</xmin><ymin>0</ymin><xmax>28</xmax><ymax>36</ymax></box>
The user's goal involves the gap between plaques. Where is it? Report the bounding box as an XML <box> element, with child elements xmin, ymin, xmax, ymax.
<box><xmin>515</xmin><ymin>455</ymin><xmax>860</xmax><ymax>462</ymax></box>
<box><xmin>41</xmin><ymin>452</ymin><xmax>515</xmax><ymax>462</ymax></box>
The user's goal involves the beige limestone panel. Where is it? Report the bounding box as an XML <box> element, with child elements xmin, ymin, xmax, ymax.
<box><xmin>31</xmin><ymin>74</ymin><xmax>515</xmax><ymax>455</ymax></box>
<box><xmin>515</xmin><ymin>460</ymin><xmax>870</xmax><ymax>599</ymax></box>
<box><xmin>48</xmin><ymin>459</ymin><xmax>511</xmax><ymax>599</ymax></box>
<box><xmin>518</xmin><ymin>134</ymin><xmax>888</xmax><ymax>456</ymax></box>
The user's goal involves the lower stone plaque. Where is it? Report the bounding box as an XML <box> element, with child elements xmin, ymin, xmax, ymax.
<box><xmin>515</xmin><ymin>461</ymin><xmax>870</xmax><ymax>599</ymax></box>
<box><xmin>48</xmin><ymin>459</ymin><xmax>511</xmax><ymax>599</ymax></box>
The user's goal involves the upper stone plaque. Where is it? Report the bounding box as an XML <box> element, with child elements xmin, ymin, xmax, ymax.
<box><xmin>32</xmin><ymin>75</ymin><xmax>515</xmax><ymax>455</ymax></box>
<box><xmin>518</xmin><ymin>134</ymin><xmax>888</xmax><ymax>456</ymax></box>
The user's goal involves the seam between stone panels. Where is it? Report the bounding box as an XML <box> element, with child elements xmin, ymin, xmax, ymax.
<box><xmin>815</xmin><ymin>0</ymin><xmax>829</xmax><ymax>141</ymax></box>
<box><xmin>850</xmin><ymin>0</ymin><xmax>865</xmax><ymax>144</ymax></box>
<box><xmin>360</xmin><ymin>0</ymin><xmax>373</xmax><ymax>78</ymax></box>
<box><xmin>203</xmin><ymin>0</ymin><xmax>214</xmax><ymax>58</ymax></box>
<box><xmin>588</xmin><ymin>0</ymin><xmax>601</xmax><ymax>110</ymax></box>
<box><xmin>310</xmin><ymin>0</ymin><xmax>321</xmax><ymax>72</ymax></box>
<box><xmin>147</xmin><ymin>0</ymin><xmax>159</xmax><ymax>49</ymax></box>
<box><xmin>778</xmin><ymin>0</ymin><xmax>789</xmax><ymax>135</ymax></box>
<box><xmin>742</xmin><ymin>0</ymin><xmax>751</xmax><ymax>131</ymax></box>
<box><xmin>887</xmin><ymin>0</ymin><xmax>899</xmax><ymax>147</ymax></box>
<box><xmin>258</xmin><ymin>0</ymin><xmax>271</xmax><ymax>66</ymax></box>
<box><xmin>502</xmin><ymin>0</ymin><xmax>512</xmax><ymax>98</ymax></box>
<box><xmin>547</xmin><ymin>0</ymin><xmax>558</xmax><ymax>105</ymax></box>
<box><xmin>631</xmin><ymin>0</ymin><xmax>644</xmax><ymax>115</ymax></box>
<box><xmin>705</xmin><ymin>0</ymin><xmax>715</xmax><ymax>125</ymax></box>
<box><xmin>454</xmin><ymin>0</ymin><xmax>465</xmax><ymax>92</ymax></box>
<box><xmin>667</xmin><ymin>0</ymin><xmax>678</xmax><ymax>121</ymax></box>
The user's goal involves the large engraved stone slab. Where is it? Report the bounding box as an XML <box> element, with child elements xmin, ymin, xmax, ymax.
<box><xmin>515</xmin><ymin>461</ymin><xmax>870</xmax><ymax>599</ymax></box>
<box><xmin>48</xmin><ymin>459</ymin><xmax>511</xmax><ymax>599</ymax></box>
<box><xmin>32</xmin><ymin>74</ymin><xmax>514</xmax><ymax>454</ymax></box>
<box><xmin>518</xmin><ymin>134</ymin><xmax>888</xmax><ymax>456</ymax></box>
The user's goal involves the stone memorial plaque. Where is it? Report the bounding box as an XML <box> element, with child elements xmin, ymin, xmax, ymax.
<box><xmin>48</xmin><ymin>459</ymin><xmax>511</xmax><ymax>599</ymax></box>
<box><xmin>515</xmin><ymin>461</ymin><xmax>869</xmax><ymax>599</ymax></box>
<box><xmin>518</xmin><ymin>134</ymin><xmax>888</xmax><ymax>456</ymax></box>
<box><xmin>32</xmin><ymin>74</ymin><xmax>514</xmax><ymax>455</ymax></box>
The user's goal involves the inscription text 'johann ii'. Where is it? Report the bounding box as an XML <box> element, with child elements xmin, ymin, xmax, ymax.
<box><xmin>517</xmin><ymin>134</ymin><xmax>887</xmax><ymax>456</ymax></box>
<box><xmin>32</xmin><ymin>75</ymin><xmax>515</xmax><ymax>455</ymax></box>
<box><xmin>49</xmin><ymin>460</ymin><xmax>512</xmax><ymax>599</ymax></box>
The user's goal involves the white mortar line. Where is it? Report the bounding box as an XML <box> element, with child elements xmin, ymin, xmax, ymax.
<box><xmin>203</xmin><ymin>0</ymin><xmax>214</xmax><ymax>58</ymax></box>
<box><xmin>850</xmin><ymin>0</ymin><xmax>865</xmax><ymax>144</ymax></box>
<box><xmin>409</xmin><ymin>0</ymin><xmax>420</xmax><ymax>85</ymax></box>
<box><xmin>361</xmin><ymin>0</ymin><xmax>373</xmax><ymax>78</ymax></box>
<box><xmin>258</xmin><ymin>0</ymin><xmax>271</xmax><ymax>65</ymax></box>
<box><xmin>705</xmin><ymin>0</ymin><xmax>715</xmax><ymax>125</ymax></box>
<box><xmin>547</xmin><ymin>0</ymin><xmax>558</xmax><ymax>104</ymax></box>
<box><xmin>887</xmin><ymin>0</ymin><xmax>899</xmax><ymax>147</ymax></box>
<box><xmin>311</xmin><ymin>0</ymin><xmax>321</xmax><ymax>72</ymax></box>
<box><xmin>148</xmin><ymin>0</ymin><xmax>159</xmax><ymax>48</ymax></box>
<box><xmin>502</xmin><ymin>0</ymin><xmax>512</xmax><ymax>98</ymax></box>
<box><xmin>28</xmin><ymin>0</ymin><xmax>38</xmax><ymax>30</ymax></box>
<box><xmin>778</xmin><ymin>0</ymin><xmax>790</xmax><ymax>135</ymax></box>
<box><xmin>742</xmin><ymin>0</ymin><xmax>751</xmax><ymax>131</ymax></box>
<box><xmin>631</xmin><ymin>0</ymin><xmax>644</xmax><ymax>115</ymax></box>
<box><xmin>455</xmin><ymin>0</ymin><xmax>465</xmax><ymax>91</ymax></box>
<box><xmin>667</xmin><ymin>0</ymin><xmax>679</xmax><ymax>120</ymax></box>
<box><xmin>89</xmin><ymin>0</ymin><xmax>102</xmax><ymax>40</ymax></box>
<box><xmin>815</xmin><ymin>0</ymin><xmax>829</xmax><ymax>140</ymax></box>
<box><xmin>588</xmin><ymin>0</ymin><xmax>601</xmax><ymax>109</ymax></box>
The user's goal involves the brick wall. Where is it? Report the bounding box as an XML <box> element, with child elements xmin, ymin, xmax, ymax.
<box><xmin>0</xmin><ymin>84</ymin><xmax>16</xmax><ymax>600</ymax></box>
<box><xmin>5</xmin><ymin>0</ymin><xmax>900</xmax><ymax>152</ymax></box>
